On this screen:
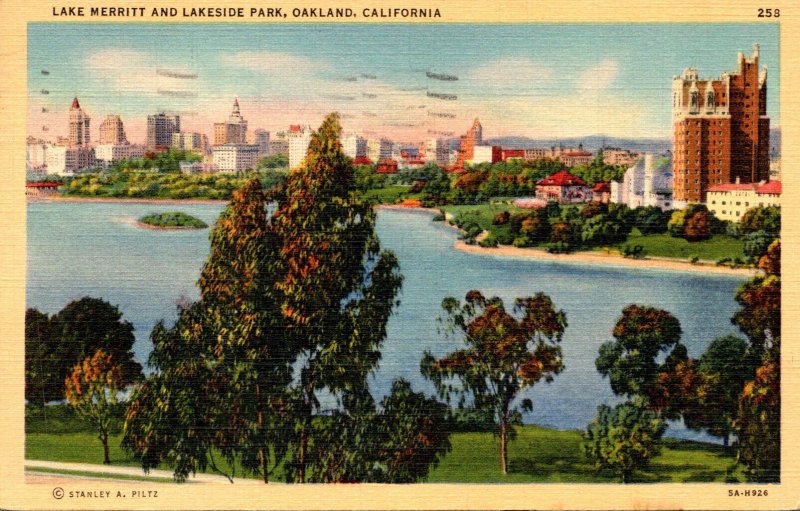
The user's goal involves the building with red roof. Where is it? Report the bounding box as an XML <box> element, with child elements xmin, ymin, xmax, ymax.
<box><xmin>376</xmin><ymin>160</ymin><xmax>399</xmax><ymax>174</ymax></box>
<box><xmin>26</xmin><ymin>181</ymin><xmax>61</xmax><ymax>199</ymax></box>
<box><xmin>353</xmin><ymin>156</ymin><xmax>373</xmax><ymax>166</ymax></box>
<box><xmin>706</xmin><ymin>179</ymin><xmax>781</xmax><ymax>221</ymax></box>
<box><xmin>592</xmin><ymin>181</ymin><xmax>611</xmax><ymax>204</ymax></box>
<box><xmin>535</xmin><ymin>170</ymin><xmax>592</xmax><ymax>203</ymax></box>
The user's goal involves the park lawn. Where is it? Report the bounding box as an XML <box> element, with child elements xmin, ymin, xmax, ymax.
<box><xmin>427</xmin><ymin>426</ymin><xmax>741</xmax><ymax>483</ymax></box>
<box><xmin>361</xmin><ymin>185</ymin><xmax>413</xmax><ymax>204</ymax></box>
<box><xmin>27</xmin><ymin>425</ymin><xmax>741</xmax><ymax>483</ymax></box>
<box><xmin>440</xmin><ymin>203</ymin><xmax>522</xmax><ymax>229</ymax></box>
<box><xmin>618</xmin><ymin>232</ymin><xmax>745</xmax><ymax>261</ymax></box>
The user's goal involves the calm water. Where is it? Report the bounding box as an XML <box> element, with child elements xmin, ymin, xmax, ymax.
<box><xmin>27</xmin><ymin>201</ymin><xmax>747</xmax><ymax>442</ymax></box>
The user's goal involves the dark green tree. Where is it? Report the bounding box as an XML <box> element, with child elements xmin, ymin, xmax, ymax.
<box><xmin>582</xmin><ymin>400</ymin><xmax>667</xmax><ymax>483</ymax></box>
<box><xmin>25</xmin><ymin>298</ymin><xmax>142</xmax><ymax>406</ymax></box>
<box><xmin>685</xmin><ymin>336</ymin><xmax>758</xmax><ymax>446</ymax></box>
<box><xmin>422</xmin><ymin>290</ymin><xmax>567</xmax><ymax>475</ymax></box>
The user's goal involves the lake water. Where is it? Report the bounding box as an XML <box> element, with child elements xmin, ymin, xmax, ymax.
<box><xmin>27</xmin><ymin>201</ymin><xmax>747</xmax><ymax>442</ymax></box>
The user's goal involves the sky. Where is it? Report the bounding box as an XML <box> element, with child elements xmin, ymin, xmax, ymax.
<box><xmin>28</xmin><ymin>23</ymin><xmax>780</xmax><ymax>144</ymax></box>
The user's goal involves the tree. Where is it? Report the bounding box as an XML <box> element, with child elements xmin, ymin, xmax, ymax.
<box><xmin>740</xmin><ymin>205</ymin><xmax>780</xmax><ymax>235</ymax></box>
<box><xmin>743</xmin><ymin>230</ymin><xmax>777</xmax><ymax>261</ymax></box>
<box><xmin>686</xmin><ymin>336</ymin><xmax>758</xmax><ymax>446</ymax></box>
<box><xmin>582</xmin><ymin>400</ymin><xmax>666</xmax><ymax>483</ymax></box>
<box><xmin>683</xmin><ymin>208</ymin><xmax>711</xmax><ymax>242</ymax></box>
<box><xmin>758</xmin><ymin>239</ymin><xmax>780</xmax><ymax>276</ymax></box>
<box><xmin>271</xmin><ymin>113</ymin><xmax>403</xmax><ymax>482</ymax></box>
<box><xmin>65</xmin><ymin>350</ymin><xmax>125</xmax><ymax>464</ymax></box>
<box><xmin>422</xmin><ymin>290</ymin><xmax>567</xmax><ymax>475</ymax></box>
<box><xmin>25</xmin><ymin>298</ymin><xmax>142</xmax><ymax>406</ymax></box>
<box><xmin>258</xmin><ymin>153</ymin><xmax>289</xmax><ymax>170</ymax></box>
<box><xmin>595</xmin><ymin>305</ymin><xmax>683</xmax><ymax>404</ymax></box>
<box><xmin>735</xmin><ymin>357</ymin><xmax>780</xmax><ymax>482</ymax></box>
<box><xmin>731</xmin><ymin>275</ymin><xmax>780</xmax><ymax>354</ymax></box>
<box><xmin>124</xmin><ymin>179</ymin><xmax>294</xmax><ymax>482</ymax></box>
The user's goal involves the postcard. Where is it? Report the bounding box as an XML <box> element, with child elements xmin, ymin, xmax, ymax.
<box><xmin>0</xmin><ymin>0</ymin><xmax>797</xmax><ymax>509</ymax></box>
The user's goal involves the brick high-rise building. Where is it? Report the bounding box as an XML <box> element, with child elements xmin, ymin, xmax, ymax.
<box><xmin>457</xmin><ymin>118</ymin><xmax>483</xmax><ymax>167</ymax></box>
<box><xmin>98</xmin><ymin>115</ymin><xmax>127</xmax><ymax>145</ymax></box>
<box><xmin>147</xmin><ymin>113</ymin><xmax>181</xmax><ymax>149</ymax></box>
<box><xmin>68</xmin><ymin>97</ymin><xmax>90</xmax><ymax>147</ymax></box>
<box><xmin>672</xmin><ymin>44</ymin><xmax>770</xmax><ymax>203</ymax></box>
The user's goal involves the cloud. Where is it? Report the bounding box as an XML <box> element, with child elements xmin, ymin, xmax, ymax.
<box><xmin>221</xmin><ymin>51</ymin><xmax>329</xmax><ymax>74</ymax></box>
<box><xmin>467</xmin><ymin>58</ymin><xmax>556</xmax><ymax>89</ymax></box>
<box><xmin>85</xmin><ymin>49</ymin><xmax>199</xmax><ymax>98</ymax></box>
<box><xmin>576</xmin><ymin>59</ymin><xmax>619</xmax><ymax>92</ymax></box>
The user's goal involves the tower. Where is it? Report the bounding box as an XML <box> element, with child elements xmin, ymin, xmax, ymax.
<box><xmin>68</xmin><ymin>97</ymin><xmax>90</xmax><ymax>147</ymax></box>
<box><xmin>214</xmin><ymin>98</ymin><xmax>248</xmax><ymax>145</ymax></box>
<box><xmin>146</xmin><ymin>113</ymin><xmax>181</xmax><ymax>149</ymax></box>
<box><xmin>98</xmin><ymin>115</ymin><xmax>127</xmax><ymax>145</ymax></box>
<box><xmin>672</xmin><ymin>44</ymin><xmax>770</xmax><ymax>203</ymax></box>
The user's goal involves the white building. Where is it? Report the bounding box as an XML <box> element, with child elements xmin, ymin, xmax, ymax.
<box><xmin>212</xmin><ymin>144</ymin><xmax>260</xmax><ymax>172</ymax></box>
<box><xmin>343</xmin><ymin>133</ymin><xmax>367</xmax><ymax>159</ymax></box>
<box><xmin>45</xmin><ymin>145</ymin><xmax>95</xmax><ymax>176</ymax></box>
<box><xmin>94</xmin><ymin>144</ymin><xmax>146</xmax><ymax>164</ymax></box>
<box><xmin>469</xmin><ymin>145</ymin><xmax>494</xmax><ymax>165</ymax></box>
<box><xmin>610</xmin><ymin>154</ymin><xmax>674</xmax><ymax>210</ymax></box>
<box><xmin>287</xmin><ymin>125</ymin><xmax>313</xmax><ymax>169</ymax></box>
<box><xmin>26</xmin><ymin>140</ymin><xmax>49</xmax><ymax>172</ymax></box>
<box><xmin>172</xmin><ymin>132</ymin><xmax>208</xmax><ymax>153</ymax></box>
<box><xmin>706</xmin><ymin>180</ymin><xmax>781</xmax><ymax>221</ymax></box>
<box><xmin>366</xmin><ymin>138</ymin><xmax>393</xmax><ymax>163</ymax></box>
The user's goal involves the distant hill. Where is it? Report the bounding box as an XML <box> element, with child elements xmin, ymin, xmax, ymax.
<box><xmin>485</xmin><ymin>136</ymin><xmax>672</xmax><ymax>155</ymax></box>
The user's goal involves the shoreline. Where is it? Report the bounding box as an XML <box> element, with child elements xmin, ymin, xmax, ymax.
<box><xmin>34</xmin><ymin>196</ymin><xmax>228</xmax><ymax>205</ymax></box>
<box><xmin>134</xmin><ymin>220</ymin><xmax>208</xmax><ymax>231</ymax></box>
<box><xmin>377</xmin><ymin>205</ymin><xmax>757</xmax><ymax>277</ymax></box>
<box><xmin>453</xmin><ymin>241</ymin><xmax>758</xmax><ymax>277</ymax></box>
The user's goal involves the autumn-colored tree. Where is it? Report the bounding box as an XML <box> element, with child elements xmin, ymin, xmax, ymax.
<box><xmin>758</xmin><ymin>239</ymin><xmax>780</xmax><ymax>275</ymax></box>
<box><xmin>454</xmin><ymin>171</ymin><xmax>488</xmax><ymax>196</ymax></box>
<box><xmin>65</xmin><ymin>349</ymin><xmax>125</xmax><ymax>465</ymax></box>
<box><xmin>422</xmin><ymin>290</ymin><xmax>567</xmax><ymax>475</ymax></box>
<box><xmin>684</xmin><ymin>208</ymin><xmax>711</xmax><ymax>242</ymax></box>
<box><xmin>735</xmin><ymin>357</ymin><xmax>780</xmax><ymax>482</ymax></box>
<box><xmin>271</xmin><ymin>113</ymin><xmax>403</xmax><ymax>482</ymax></box>
<box><xmin>732</xmin><ymin>275</ymin><xmax>780</xmax><ymax>354</ymax></box>
<box><xmin>596</xmin><ymin>305</ymin><xmax>683</xmax><ymax>405</ymax></box>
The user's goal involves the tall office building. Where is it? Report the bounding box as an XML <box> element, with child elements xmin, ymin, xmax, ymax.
<box><xmin>146</xmin><ymin>113</ymin><xmax>181</xmax><ymax>149</ymax></box>
<box><xmin>457</xmin><ymin>118</ymin><xmax>482</xmax><ymax>166</ymax></box>
<box><xmin>68</xmin><ymin>97</ymin><xmax>90</xmax><ymax>147</ymax></box>
<box><xmin>672</xmin><ymin>44</ymin><xmax>770</xmax><ymax>203</ymax></box>
<box><xmin>287</xmin><ymin>125</ymin><xmax>313</xmax><ymax>168</ymax></box>
<box><xmin>214</xmin><ymin>98</ymin><xmax>248</xmax><ymax>145</ymax></box>
<box><xmin>98</xmin><ymin>115</ymin><xmax>127</xmax><ymax>145</ymax></box>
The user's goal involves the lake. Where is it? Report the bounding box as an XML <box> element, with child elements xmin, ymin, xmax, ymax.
<box><xmin>26</xmin><ymin>201</ymin><xmax>747</xmax><ymax>442</ymax></box>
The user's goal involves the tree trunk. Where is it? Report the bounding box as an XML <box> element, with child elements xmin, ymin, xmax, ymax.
<box><xmin>256</xmin><ymin>384</ymin><xmax>269</xmax><ymax>483</ymax></box>
<box><xmin>101</xmin><ymin>430</ymin><xmax>110</xmax><ymax>465</ymax></box>
<box><xmin>723</xmin><ymin>434</ymin><xmax>729</xmax><ymax>448</ymax></box>
<box><xmin>500</xmin><ymin>420</ymin><xmax>508</xmax><ymax>475</ymax></box>
<box><xmin>297</xmin><ymin>421</ymin><xmax>307</xmax><ymax>483</ymax></box>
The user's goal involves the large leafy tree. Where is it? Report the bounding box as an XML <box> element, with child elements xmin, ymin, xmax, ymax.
<box><xmin>596</xmin><ymin>305</ymin><xmax>683</xmax><ymax>406</ymax></box>
<box><xmin>684</xmin><ymin>335</ymin><xmax>758</xmax><ymax>446</ymax></box>
<box><xmin>422</xmin><ymin>290</ymin><xmax>567</xmax><ymax>475</ymax></box>
<box><xmin>65</xmin><ymin>349</ymin><xmax>126</xmax><ymax>464</ymax></box>
<box><xmin>272</xmin><ymin>113</ymin><xmax>403</xmax><ymax>482</ymax></box>
<box><xmin>25</xmin><ymin>298</ymin><xmax>142</xmax><ymax>406</ymax></box>
<box><xmin>124</xmin><ymin>179</ymin><xmax>294</xmax><ymax>482</ymax></box>
<box><xmin>735</xmin><ymin>356</ymin><xmax>780</xmax><ymax>482</ymax></box>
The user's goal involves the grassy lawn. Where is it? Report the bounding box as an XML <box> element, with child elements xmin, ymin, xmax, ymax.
<box><xmin>619</xmin><ymin>232</ymin><xmax>745</xmax><ymax>261</ymax></box>
<box><xmin>361</xmin><ymin>185</ymin><xmax>413</xmax><ymax>204</ymax></box>
<box><xmin>427</xmin><ymin>426</ymin><xmax>741</xmax><ymax>483</ymax></box>
<box><xmin>26</xmin><ymin>466</ymin><xmax>177</xmax><ymax>483</ymax></box>
<box><xmin>26</xmin><ymin>424</ymin><xmax>742</xmax><ymax>483</ymax></box>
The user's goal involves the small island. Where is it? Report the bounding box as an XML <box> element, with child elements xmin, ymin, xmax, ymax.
<box><xmin>137</xmin><ymin>211</ymin><xmax>208</xmax><ymax>230</ymax></box>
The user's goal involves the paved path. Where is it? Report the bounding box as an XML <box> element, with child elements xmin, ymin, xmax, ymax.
<box><xmin>25</xmin><ymin>459</ymin><xmax>265</xmax><ymax>485</ymax></box>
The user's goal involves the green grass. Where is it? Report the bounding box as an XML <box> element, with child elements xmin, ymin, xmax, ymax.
<box><xmin>361</xmin><ymin>185</ymin><xmax>411</xmax><ymax>204</ymax></box>
<box><xmin>138</xmin><ymin>211</ymin><xmax>208</xmax><ymax>228</ymax></box>
<box><xmin>26</xmin><ymin>425</ymin><xmax>743</xmax><ymax>483</ymax></box>
<box><xmin>619</xmin><ymin>232</ymin><xmax>745</xmax><ymax>261</ymax></box>
<box><xmin>26</xmin><ymin>466</ymin><xmax>177</xmax><ymax>483</ymax></box>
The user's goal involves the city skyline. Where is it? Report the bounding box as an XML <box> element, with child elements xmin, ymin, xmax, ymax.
<box><xmin>28</xmin><ymin>23</ymin><xmax>779</xmax><ymax>143</ymax></box>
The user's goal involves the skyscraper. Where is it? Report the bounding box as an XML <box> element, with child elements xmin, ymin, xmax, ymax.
<box><xmin>68</xmin><ymin>97</ymin><xmax>90</xmax><ymax>147</ymax></box>
<box><xmin>672</xmin><ymin>44</ymin><xmax>770</xmax><ymax>203</ymax></box>
<box><xmin>213</xmin><ymin>98</ymin><xmax>248</xmax><ymax>145</ymax></box>
<box><xmin>146</xmin><ymin>113</ymin><xmax>181</xmax><ymax>149</ymax></box>
<box><xmin>457</xmin><ymin>118</ymin><xmax>483</xmax><ymax>167</ymax></box>
<box><xmin>98</xmin><ymin>115</ymin><xmax>127</xmax><ymax>145</ymax></box>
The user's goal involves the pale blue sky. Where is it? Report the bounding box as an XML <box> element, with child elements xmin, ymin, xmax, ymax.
<box><xmin>28</xmin><ymin>23</ymin><xmax>780</xmax><ymax>142</ymax></box>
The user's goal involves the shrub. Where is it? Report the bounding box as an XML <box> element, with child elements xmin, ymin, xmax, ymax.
<box><xmin>492</xmin><ymin>211</ymin><xmax>511</xmax><ymax>225</ymax></box>
<box><xmin>479</xmin><ymin>233</ymin><xmax>499</xmax><ymax>248</ymax></box>
<box><xmin>689</xmin><ymin>255</ymin><xmax>700</xmax><ymax>265</ymax></box>
<box><xmin>544</xmin><ymin>242</ymin><xmax>571</xmax><ymax>254</ymax></box>
<box><xmin>621</xmin><ymin>245</ymin><xmax>645</xmax><ymax>259</ymax></box>
<box><xmin>512</xmin><ymin>236</ymin><xmax>531</xmax><ymax>248</ymax></box>
<box><xmin>582</xmin><ymin>401</ymin><xmax>666</xmax><ymax>483</ymax></box>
